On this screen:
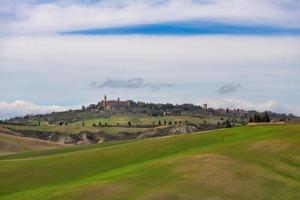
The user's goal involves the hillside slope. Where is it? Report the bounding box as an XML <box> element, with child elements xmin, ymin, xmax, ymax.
<box><xmin>0</xmin><ymin>124</ymin><xmax>299</xmax><ymax>200</ymax></box>
<box><xmin>0</xmin><ymin>128</ymin><xmax>70</xmax><ymax>155</ymax></box>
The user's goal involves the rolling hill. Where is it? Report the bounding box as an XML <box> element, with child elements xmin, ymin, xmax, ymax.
<box><xmin>0</xmin><ymin>124</ymin><xmax>299</xmax><ymax>200</ymax></box>
<box><xmin>0</xmin><ymin>128</ymin><xmax>69</xmax><ymax>155</ymax></box>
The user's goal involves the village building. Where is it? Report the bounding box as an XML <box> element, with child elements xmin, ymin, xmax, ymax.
<box><xmin>100</xmin><ymin>94</ymin><xmax>131</xmax><ymax>110</ymax></box>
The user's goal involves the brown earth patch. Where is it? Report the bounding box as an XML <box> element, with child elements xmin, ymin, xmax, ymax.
<box><xmin>0</xmin><ymin>132</ymin><xmax>70</xmax><ymax>155</ymax></box>
<box><xmin>174</xmin><ymin>154</ymin><xmax>263</xmax><ymax>199</ymax></box>
<box><xmin>63</xmin><ymin>181</ymin><xmax>133</xmax><ymax>200</ymax></box>
<box><xmin>249</xmin><ymin>139</ymin><xmax>298</xmax><ymax>153</ymax></box>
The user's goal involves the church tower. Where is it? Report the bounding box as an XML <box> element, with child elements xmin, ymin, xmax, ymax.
<box><xmin>104</xmin><ymin>94</ymin><xmax>107</xmax><ymax>108</ymax></box>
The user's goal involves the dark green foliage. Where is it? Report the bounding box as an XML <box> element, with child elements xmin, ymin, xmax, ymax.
<box><xmin>251</xmin><ymin>112</ymin><xmax>271</xmax><ymax>123</ymax></box>
<box><xmin>225</xmin><ymin>120</ymin><xmax>232</xmax><ymax>128</ymax></box>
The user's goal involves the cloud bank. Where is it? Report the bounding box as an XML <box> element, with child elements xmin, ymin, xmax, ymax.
<box><xmin>202</xmin><ymin>98</ymin><xmax>300</xmax><ymax>115</ymax></box>
<box><xmin>0</xmin><ymin>100</ymin><xmax>68</xmax><ymax>119</ymax></box>
<box><xmin>93</xmin><ymin>78</ymin><xmax>174</xmax><ymax>90</ymax></box>
<box><xmin>1</xmin><ymin>0</ymin><xmax>300</xmax><ymax>35</ymax></box>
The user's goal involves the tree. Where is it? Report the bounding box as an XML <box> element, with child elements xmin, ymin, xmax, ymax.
<box><xmin>249</xmin><ymin>117</ymin><xmax>253</xmax><ymax>122</ymax></box>
<box><xmin>59</xmin><ymin>122</ymin><xmax>63</xmax><ymax>126</ymax></box>
<box><xmin>105</xmin><ymin>122</ymin><xmax>108</xmax><ymax>127</ymax></box>
<box><xmin>128</xmin><ymin>121</ymin><xmax>131</xmax><ymax>126</ymax></box>
<box><xmin>225</xmin><ymin>120</ymin><xmax>232</xmax><ymax>128</ymax></box>
<box><xmin>65</xmin><ymin>122</ymin><xmax>68</xmax><ymax>126</ymax></box>
<box><xmin>152</xmin><ymin>121</ymin><xmax>155</xmax><ymax>126</ymax></box>
<box><xmin>174</xmin><ymin>121</ymin><xmax>177</xmax><ymax>125</ymax></box>
<box><xmin>92</xmin><ymin>123</ymin><xmax>96</xmax><ymax>127</ymax></box>
<box><xmin>82</xmin><ymin>122</ymin><xmax>85</xmax><ymax>126</ymax></box>
<box><xmin>185</xmin><ymin>120</ymin><xmax>188</xmax><ymax>124</ymax></box>
<box><xmin>158</xmin><ymin>120</ymin><xmax>161</xmax><ymax>126</ymax></box>
<box><xmin>38</xmin><ymin>121</ymin><xmax>41</xmax><ymax>126</ymax></box>
<box><xmin>163</xmin><ymin>119</ymin><xmax>167</xmax><ymax>125</ymax></box>
<box><xmin>117</xmin><ymin>122</ymin><xmax>120</xmax><ymax>126</ymax></box>
<box><xmin>263</xmin><ymin>112</ymin><xmax>270</xmax><ymax>122</ymax></box>
<box><xmin>99</xmin><ymin>121</ymin><xmax>101</xmax><ymax>126</ymax></box>
<box><xmin>168</xmin><ymin>121</ymin><xmax>172</xmax><ymax>125</ymax></box>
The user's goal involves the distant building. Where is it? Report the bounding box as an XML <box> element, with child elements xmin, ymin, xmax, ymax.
<box><xmin>163</xmin><ymin>112</ymin><xmax>172</xmax><ymax>116</ymax></box>
<box><xmin>100</xmin><ymin>94</ymin><xmax>131</xmax><ymax>110</ymax></box>
<box><xmin>203</xmin><ymin>103</ymin><xmax>208</xmax><ymax>109</ymax></box>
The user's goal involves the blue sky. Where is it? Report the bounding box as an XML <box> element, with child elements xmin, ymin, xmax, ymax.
<box><xmin>0</xmin><ymin>0</ymin><xmax>300</xmax><ymax>118</ymax></box>
<box><xmin>65</xmin><ymin>21</ymin><xmax>300</xmax><ymax>35</ymax></box>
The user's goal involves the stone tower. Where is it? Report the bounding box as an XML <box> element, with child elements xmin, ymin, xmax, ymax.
<box><xmin>104</xmin><ymin>94</ymin><xmax>107</xmax><ymax>107</ymax></box>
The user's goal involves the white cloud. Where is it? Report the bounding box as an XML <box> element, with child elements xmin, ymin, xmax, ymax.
<box><xmin>0</xmin><ymin>100</ymin><xmax>68</xmax><ymax>119</ymax></box>
<box><xmin>201</xmin><ymin>98</ymin><xmax>300</xmax><ymax>115</ymax></box>
<box><xmin>1</xmin><ymin>0</ymin><xmax>300</xmax><ymax>34</ymax></box>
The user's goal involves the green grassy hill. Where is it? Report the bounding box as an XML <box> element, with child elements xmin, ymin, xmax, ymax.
<box><xmin>3</xmin><ymin>115</ymin><xmax>224</xmax><ymax>135</ymax></box>
<box><xmin>70</xmin><ymin>115</ymin><xmax>222</xmax><ymax>126</ymax></box>
<box><xmin>0</xmin><ymin>129</ymin><xmax>69</xmax><ymax>155</ymax></box>
<box><xmin>0</xmin><ymin>124</ymin><xmax>299</xmax><ymax>200</ymax></box>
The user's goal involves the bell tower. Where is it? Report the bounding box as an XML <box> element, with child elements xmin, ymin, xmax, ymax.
<box><xmin>104</xmin><ymin>94</ymin><xmax>107</xmax><ymax>108</ymax></box>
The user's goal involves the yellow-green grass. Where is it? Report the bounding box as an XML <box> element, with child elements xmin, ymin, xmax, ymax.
<box><xmin>0</xmin><ymin>124</ymin><xmax>299</xmax><ymax>200</ymax></box>
<box><xmin>1</xmin><ymin>115</ymin><xmax>222</xmax><ymax>136</ymax></box>
<box><xmin>71</xmin><ymin>115</ymin><xmax>222</xmax><ymax>126</ymax></box>
<box><xmin>0</xmin><ymin>132</ymin><xmax>69</xmax><ymax>155</ymax></box>
<box><xmin>1</xmin><ymin>124</ymin><xmax>148</xmax><ymax>135</ymax></box>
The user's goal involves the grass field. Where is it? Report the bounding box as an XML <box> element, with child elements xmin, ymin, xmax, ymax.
<box><xmin>0</xmin><ymin>124</ymin><xmax>299</xmax><ymax>200</ymax></box>
<box><xmin>0</xmin><ymin>131</ymin><xmax>69</xmax><ymax>155</ymax></box>
<box><xmin>70</xmin><ymin>115</ymin><xmax>223</xmax><ymax>127</ymax></box>
<box><xmin>1</xmin><ymin>124</ymin><xmax>149</xmax><ymax>135</ymax></box>
<box><xmin>1</xmin><ymin>115</ymin><xmax>225</xmax><ymax>136</ymax></box>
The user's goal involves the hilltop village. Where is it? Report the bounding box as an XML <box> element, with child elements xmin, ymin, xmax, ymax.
<box><xmin>4</xmin><ymin>94</ymin><xmax>295</xmax><ymax>126</ymax></box>
<box><xmin>1</xmin><ymin>94</ymin><xmax>298</xmax><ymax>145</ymax></box>
<box><xmin>85</xmin><ymin>94</ymin><xmax>233</xmax><ymax>117</ymax></box>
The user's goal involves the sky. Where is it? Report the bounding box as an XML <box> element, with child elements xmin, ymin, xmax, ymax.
<box><xmin>0</xmin><ymin>0</ymin><xmax>300</xmax><ymax>119</ymax></box>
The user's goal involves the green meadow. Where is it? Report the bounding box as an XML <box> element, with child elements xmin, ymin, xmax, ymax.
<box><xmin>0</xmin><ymin>124</ymin><xmax>299</xmax><ymax>200</ymax></box>
<box><xmin>0</xmin><ymin>132</ymin><xmax>68</xmax><ymax>155</ymax></box>
<box><xmin>2</xmin><ymin>115</ymin><xmax>224</xmax><ymax>135</ymax></box>
<box><xmin>1</xmin><ymin>124</ymin><xmax>148</xmax><ymax>135</ymax></box>
<box><xmin>70</xmin><ymin>115</ymin><xmax>222</xmax><ymax>126</ymax></box>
